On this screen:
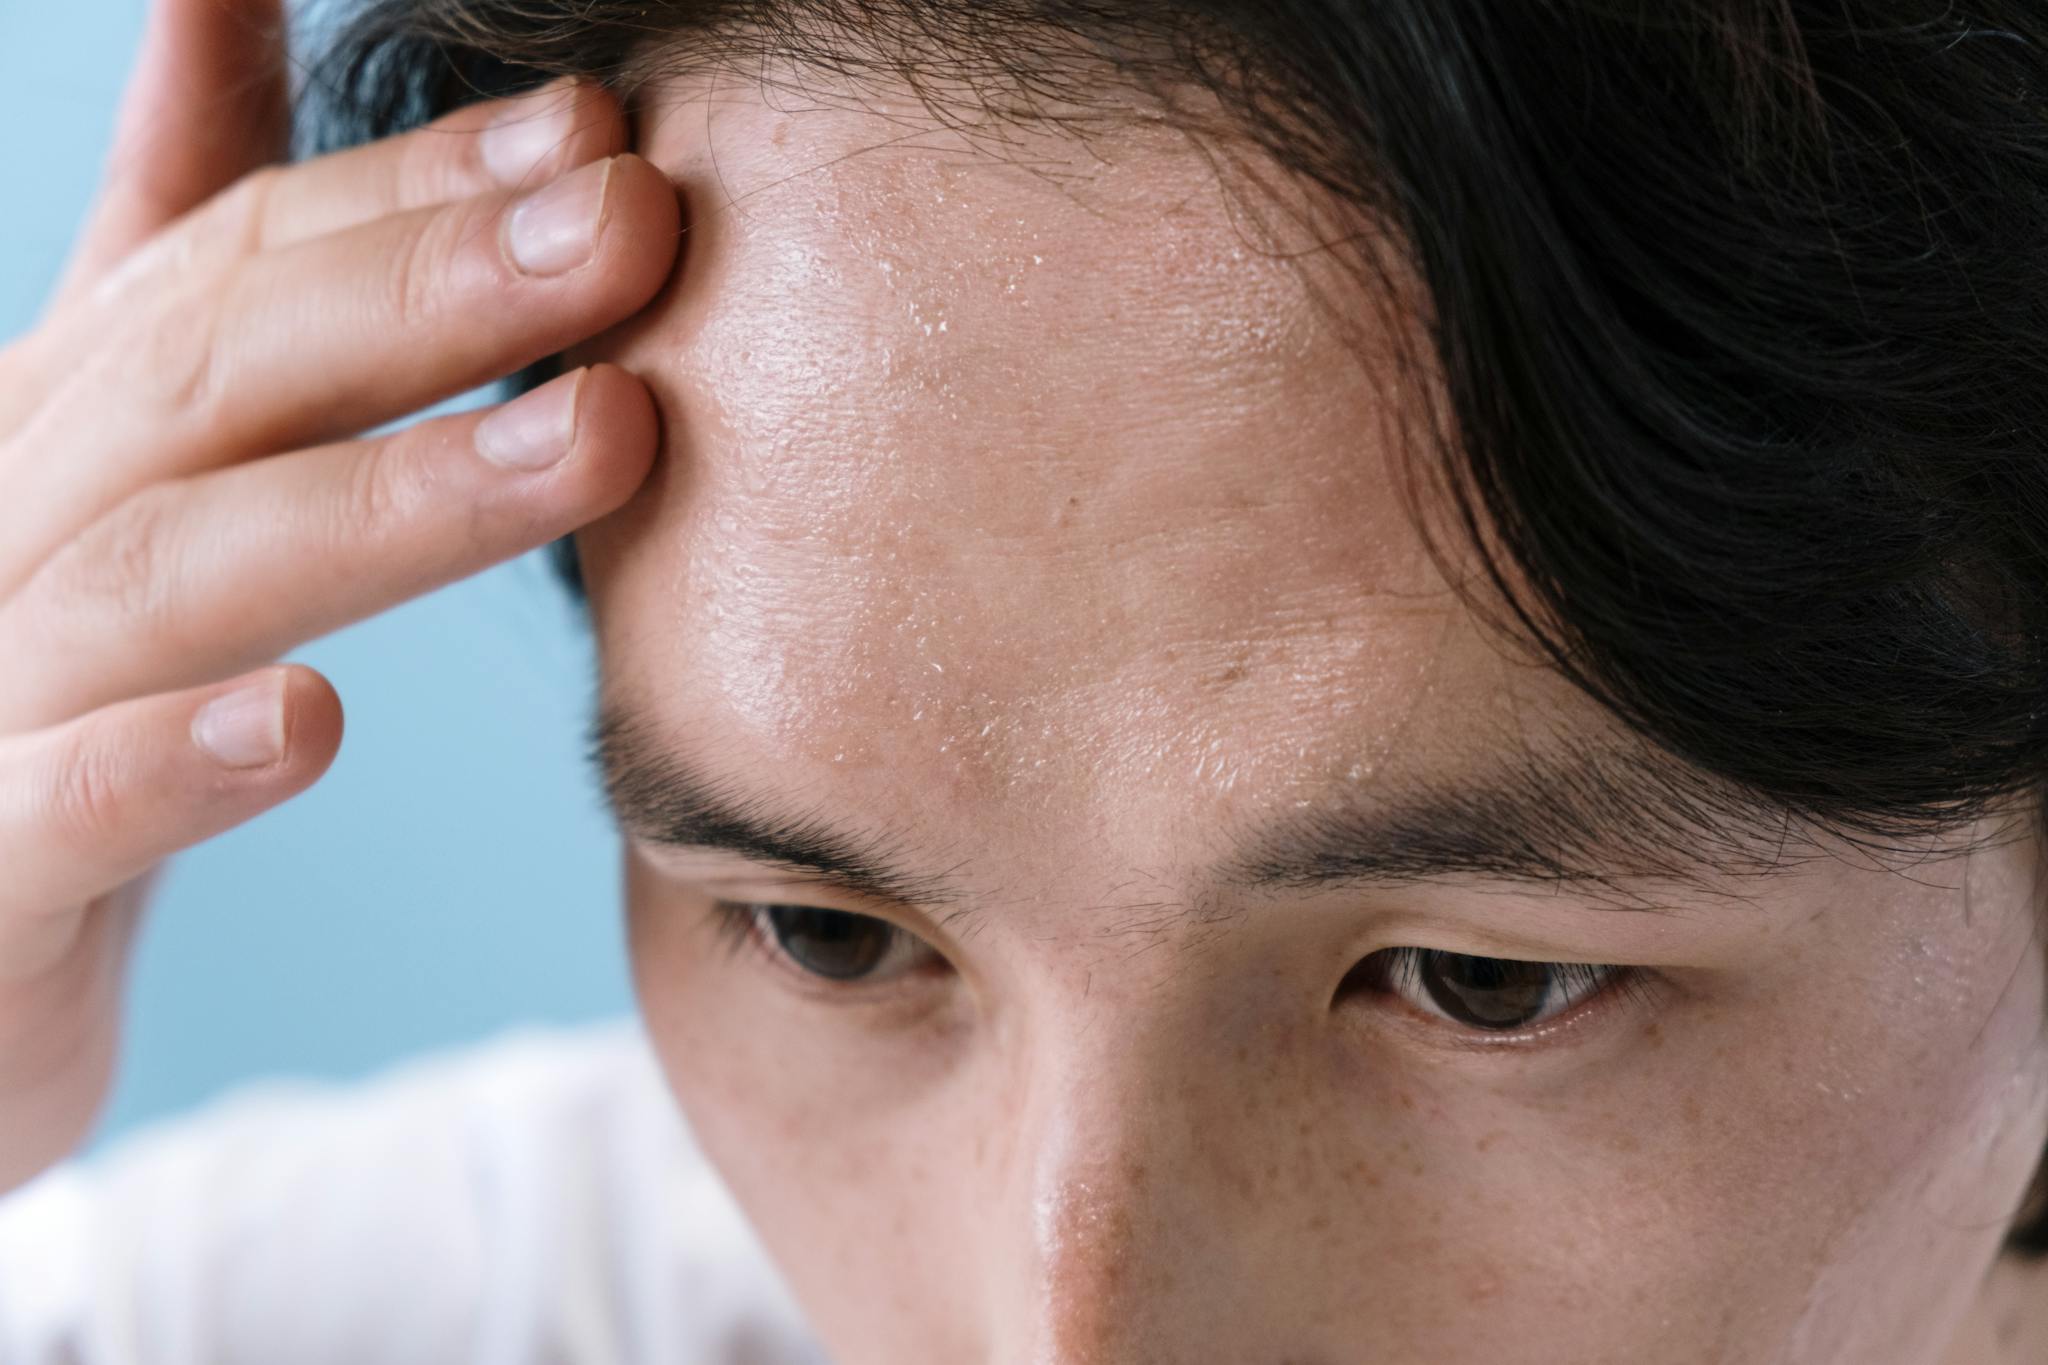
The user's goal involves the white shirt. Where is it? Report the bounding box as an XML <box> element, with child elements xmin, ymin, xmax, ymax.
<box><xmin>0</xmin><ymin>1020</ymin><xmax>833</xmax><ymax>1365</ymax></box>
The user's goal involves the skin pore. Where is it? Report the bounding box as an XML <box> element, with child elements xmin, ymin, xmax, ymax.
<box><xmin>563</xmin><ymin>67</ymin><xmax>2048</xmax><ymax>1364</ymax></box>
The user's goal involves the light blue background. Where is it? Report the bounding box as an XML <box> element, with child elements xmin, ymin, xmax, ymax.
<box><xmin>0</xmin><ymin>1</ymin><xmax>635</xmax><ymax>1144</ymax></box>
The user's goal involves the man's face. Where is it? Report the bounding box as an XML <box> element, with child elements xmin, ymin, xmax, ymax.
<box><xmin>567</xmin><ymin>72</ymin><xmax>2048</xmax><ymax>1364</ymax></box>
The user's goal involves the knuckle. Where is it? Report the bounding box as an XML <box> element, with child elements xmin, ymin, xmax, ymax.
<box><xmin>394</xmin><ymin>125</ymin><xmax>456</xmax><ymax>209</ymax></box>
<box><xmin>383</xmin><ymin>204</ymin><xmax>468</xmax><ymax>332</ymax></box>
<box><xmin>36</xmin><ymin>487</ymin><xmax>188</xmax><ymax>649</ymax></box>
<box><xmin>34</xmin><ymin>723</ymin><xmax>135</xmax><ymax>857</ymax></box>
<box><xmin>137</xmin><ymin>283</ymin><xmax>229</xmax><ymax>423</ymax></box>
<box><xmin>333</xmin><ymin>433</ymin><xmax>438</xmax><ymax>549</ymax></box>
<box><xmin>70</xmin><ymin>167</ymin><xmax>282</xmax><ymax>329</ymax></box>
<box><xmin>207</xmin><ymin>164</ymin><xmax>286</xmax><ymax>256</ymax></box>
<box><xmin>237</xmin><ymin>166</ymin><xmax>289</xmax><ymax>254</ymax></box>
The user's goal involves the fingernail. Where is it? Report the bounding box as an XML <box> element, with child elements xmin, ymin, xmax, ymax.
<box><xmin>504</xmin><ymin>158</ymin><xmax>611</xmax><ymax>277</ymax></box>
<box><xmin>475</xmin><ymin>369</ymin><xmax>585</xmax><ymax>470</ymax></box>
<box><xmin>193</xmin><ymin>673</ymin><xmax>286</xmax><ymax>770</ymax></box>
<box><xmin>480</xmin><ymin>82</ymin><xmax>581</xmax><ymax>188</ymax></box>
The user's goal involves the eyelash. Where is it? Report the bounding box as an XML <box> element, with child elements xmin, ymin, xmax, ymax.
<box><xmin>1351</xmin><ymin>948</ymin><xmax>1663</xmax><ymax>1044</ymax></box>
<box><xmin>708</xmin><ymin>899</ymin><xmax>941</xmax><ymax>995</ymax></box>
<box><xmin>706</xmin><ymin>900</ymin><xmax>1658</xmax><ymax>1040</ymax></box>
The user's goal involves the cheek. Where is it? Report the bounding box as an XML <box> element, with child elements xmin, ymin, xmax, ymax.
<box><xmin>624</xmin><ymin>865</ymin><xmax>981</xmax><ymax>1356</ymax></box>
<box><xmin>623</xmin><ymin>875</ymin><xmax>840</xmax><ymax>1162</ymax></box>
<box><xmin>1769</xmin><ymin>917</ymin><xmax>2048</xmax><ymax>1359</ymax></box>
<box><xmin>1588</xmin><ymin>873</ymin><xmax>2048</xmax><ymax>1362</ymax></box>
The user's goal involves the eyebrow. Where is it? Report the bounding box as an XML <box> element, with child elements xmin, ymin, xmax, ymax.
<box><xmin>590</xmin><ymin>707</ymin><xmax>966</xmax><ymax>910</ymax></box>
<box><xmin>1223</xmin><ymin>739</ymin><xmax>1804</xmax><ymax>906</ymax></box>
<box><xmin>590</xmin><ymin>703</ymin><xmax>1804</xmax><ymax>916</ymax></box>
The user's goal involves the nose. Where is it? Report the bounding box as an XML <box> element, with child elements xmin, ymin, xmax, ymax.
<box><xmin>982</xmin><ymin>1003</ymin><xmax>1336</xmax><ymax>1365</ymax></box>
<box><xmin>1021</xmin><ymin>1141</ymin><xmax>1160</xmax><ymax>1365</ymax></box>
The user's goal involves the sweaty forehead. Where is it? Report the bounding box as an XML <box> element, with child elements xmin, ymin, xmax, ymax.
<box><xmin>575</xmin><ymin>75</ymin><xmax>1553</xmax><ymax>834</ymax></box>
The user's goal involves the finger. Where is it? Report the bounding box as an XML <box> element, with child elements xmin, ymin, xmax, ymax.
<box><xmin>0</xmin><ymin>366</ymin><xmax>655</xmax><ymax>732</ymax></box>
<box><xmin>49</xmin><ymin>0</ymin><xmax>289</xmax><ymax>318</ymax></box>
<box><xmin>4</xmin><ymin>154</ymin><xmax>680</xmax><ymax>589</ymax></box>
<box><xmin>234</xmin><ymin>77</ymin><xmax>630</xmax><ymax>259</ymax></box>
<box><xmin>13</xmin><ymin>75</ymin><xmax>617</xmax><ymax>430</ymax></box>
<box><xmin>76</xmin><ymin>76</ymin><xmax>630</xmax><ymax>313</ymax></box>
<box><xmin>0</xmin><ymin>665</ymin><xmax>339</xmax><ymax>973</ymax></box>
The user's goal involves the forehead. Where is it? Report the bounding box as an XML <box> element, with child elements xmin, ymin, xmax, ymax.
<box><xmin>575</xmin><ymin>75</ymin><xmax>1568</xmax><ymax>844</ymax></box>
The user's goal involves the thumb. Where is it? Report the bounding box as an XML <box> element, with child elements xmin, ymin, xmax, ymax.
<box><xmin>47</xmin><ymin>0</ymin><xmax>290</xmax><ymax>315</ymax></box>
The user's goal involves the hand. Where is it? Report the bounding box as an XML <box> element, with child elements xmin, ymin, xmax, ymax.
<box><xmin>0</xmin><ymin>0</ymin><xmax>679</xmax><ymax>1194</ymax></box>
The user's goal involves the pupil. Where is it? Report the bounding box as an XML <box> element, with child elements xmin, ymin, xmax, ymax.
<box><xmin>767</xmin><ymin>906</ymin><xmax>890</xmax><ymax>980</ymax></box>
<box><xmin>1419</xmin><ymin>951</ymin><xmax>1550</xmax><ymax>1029</ymax></box>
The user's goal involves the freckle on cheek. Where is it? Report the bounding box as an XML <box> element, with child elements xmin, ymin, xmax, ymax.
<box><xmin>1465</xmin><ymin>1262</ymin><xmax>1505</xmax><ymax>1301</ymax></box>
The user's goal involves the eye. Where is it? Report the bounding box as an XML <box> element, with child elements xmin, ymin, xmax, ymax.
<box><xmin>710</xmin><ymin>901</ymin><xmax>939</xmax><ymax>985</ymax></box>
<box><xmin>1353</xmin><ymin>947</ymin><xmax>1638</xmax><ymax>1033</ymax></box>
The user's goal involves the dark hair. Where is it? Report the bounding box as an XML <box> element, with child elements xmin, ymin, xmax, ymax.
<box><xmin>295</xmin><ymin>0</ymin><xmax>2048</xmax><ymax>1255</ymax></box>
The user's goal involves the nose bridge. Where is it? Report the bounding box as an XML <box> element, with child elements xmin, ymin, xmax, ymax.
<box><xmin>985</xmin><ymin>983</ymin><xmax>1298</xmax><ymax>1365</ymax></box>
